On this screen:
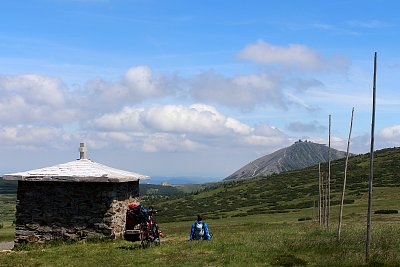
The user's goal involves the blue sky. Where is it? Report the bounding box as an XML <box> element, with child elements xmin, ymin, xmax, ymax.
<box><xmin>1</xmin><ymin>0</ymin><xmax>399</xmax><ymax>181</ymax></box>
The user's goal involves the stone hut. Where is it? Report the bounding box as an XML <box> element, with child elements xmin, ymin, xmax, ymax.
<box><xmin>2</xmin><ymin>143</ymin><xmax>149</xmax><ymax>245</ymax></box>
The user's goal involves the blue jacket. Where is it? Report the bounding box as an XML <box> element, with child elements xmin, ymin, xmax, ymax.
<box><xmin>190</xmin><ymin>220</ymin><xmax>211</xmax><ymax>240</ymax></box>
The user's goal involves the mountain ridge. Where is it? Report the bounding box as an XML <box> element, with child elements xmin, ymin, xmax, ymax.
<box><xmin>225</xmin><ymin>141</ymin><xmax>350</xmax><ymax>180</ymax></box>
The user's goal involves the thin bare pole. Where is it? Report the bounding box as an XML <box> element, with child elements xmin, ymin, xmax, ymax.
<box><xmin>327</xmin><ymin>115</ymin><xmax>331</xmax><ymax>228</ymax></box>
<box><xmin>321</xmin><ymin>172</ymin><xmax>326</xmax><ymax>226</ymax></box>
<box><xmin>366</xmin><ymin>52</ymin><xmax>377</xmax><ymax>262</ymax></box>
<box><xmin>325</xmin><ymin>173</ymin><xmax>328</xmax><ymax>227</ymax></box>
<box><xmin>312</xmin><ymin>199</ymin><xmax>315</xmax><ymax>221</ymax></box>
<box><xmin>318</xmin><ymin>163</ymin><xmax>322</xmax><ymax>225</ymax></box>
<box><xmin>338</xmin><ymin>107</ymin><xmax>355</xmax><ymax>241</ymax></box>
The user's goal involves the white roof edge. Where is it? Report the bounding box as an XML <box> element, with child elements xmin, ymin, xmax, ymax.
<box><xmin>2</xmin><ymin>159</ymin><xmax>150</xmax><ymax>183</ymax></box>
<box><xmin>2</xmin><ymin>174</ymin><xmax>150</xmax><ymax>182</ymax></box>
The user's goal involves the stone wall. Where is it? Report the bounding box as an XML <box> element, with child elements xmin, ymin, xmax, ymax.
<box><xmin>15</xmin><ymin>181</ymin><xmax>139</xmax><ymax>244</ymax></box>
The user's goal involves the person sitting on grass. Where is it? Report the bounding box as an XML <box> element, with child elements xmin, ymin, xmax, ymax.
<box><xmin>190</xmin><ymin>214</ymin><xmax>211</xmax><ymax>241</ymax></box>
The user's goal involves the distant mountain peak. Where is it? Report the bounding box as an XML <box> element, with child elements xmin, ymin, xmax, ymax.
<box><xmin>225</xmin><ymin>141</ymin><xmax>348</xmax><ymax>180</ymax></box>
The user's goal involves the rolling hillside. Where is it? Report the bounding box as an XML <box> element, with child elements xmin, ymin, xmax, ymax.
<box><xmin>145</xmin><ymin>147</ymin><xmax>400</xmax><ymax>223</ymax></box>
<box><xmin>225</xmin><ymin>141</ymin><xmax>348</xmax><ymax>180</ymax></box>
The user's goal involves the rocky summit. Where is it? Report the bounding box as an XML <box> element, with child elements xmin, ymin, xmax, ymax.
<box><xmin>225</xmin><ymin>141</ymin><xmax>349</xmax><ymax>180</ymax></box>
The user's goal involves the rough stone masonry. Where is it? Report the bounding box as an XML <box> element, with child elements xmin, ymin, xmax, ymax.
<box><xmin>15</xmin><ymin>181</ymin><xmax>139</xmax><ymax>244</ymax></box>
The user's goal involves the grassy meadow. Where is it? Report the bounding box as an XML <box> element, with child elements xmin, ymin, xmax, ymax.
<box><xmin>1</xmin><ymin>206</ymin><xmax>400</xmax><ymax>266</ymax></box>
<box><xmin>0</xmin><ymin>193</ymin><xmax>16</xmax><ymax>243</ymax></box>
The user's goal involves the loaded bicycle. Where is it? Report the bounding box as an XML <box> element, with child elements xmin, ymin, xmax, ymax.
<box><xmin>124</xmin><ymin>204</ymin><xmax>163</xmax><ymax>248</ymax></box>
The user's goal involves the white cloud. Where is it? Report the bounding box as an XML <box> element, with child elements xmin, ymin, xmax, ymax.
<box><xmin>0</xmin><ymin>125</ymin><xmax>63</xmax><ymax>147</ymax></box>
<box><xmin>87</xmin><ymin>103</ymin><xmax>287</xmax><ymax>152</ymax></box>
<box><xmin>0</xmin><ymin>74</ymin><xmax>65</xmax><ymax>106</ymax></box>
<box><xmin>97</xmin><ymin>131</ymin><xmax>133</xmax><ymax>143</ymax></box>
<box><xmin>141</xmin><ymin>104</ymin><xmax>252</xmax><ymax>136</ymax></box>
<box><xmin>254</xmin><ymin>124</ymin><xmax>283</xmax><ymax>136</ymax></box>
<box><xmin>244</xmin><ymin>125</ymin><xmax>286</xmax><ymax>146</ymax></box>
<box><xmin>123</xmin><ymin>66</ymin><xmax>162</xmax><ymax>97</ymax></box>
<box><xmin>190</xmin><ymin>71</ymin><xmax>287</xmax><ymax>110</ymax></box>
<box><xmin>0</xmin><ymin>74</ymin><xmax>76</xmax><ymax>124</ymax></box>
<box><xmin>225</xmin><ymin>117</ymin><xmax>252</xmax><ymax>135</ymax></box>
<box><xmin>142</xmin><ymin>133</ymin><xmax>205</xmax><ymax>152</ymax></box>
<box><xmin>92</xmin><ymin>106</ymin><xmax>145</xmax><ymax>131</ymax></box>
<box><xmin>379</xmin><ymin>125</ymin><xmax>400</xmax><ymax>145</ymax></box>
<box><xmin>84</xmin><ymin>66</ymin><xmax>171</xmax><ymax>108</ymax></box>
<box><xmin>236</xmin><ymin>40</ymin><xmax>324</xmax><ymax>69</ymax></box>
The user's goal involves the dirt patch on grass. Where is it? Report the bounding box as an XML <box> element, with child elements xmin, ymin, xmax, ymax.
<box><xmin>0</xmin><ymin>241</ymin><xmax>14</xmax><ymax>251</ymax></box>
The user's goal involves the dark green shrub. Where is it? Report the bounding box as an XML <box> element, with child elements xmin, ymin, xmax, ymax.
<box><xmin>231</xmin><ymin>213</ymin><xmax>247</xmax><ymax>217</ymax></box>
<box><xmin>374</xmin><ymin>209</ymin><xmax>398</xmax><ymax>214</ymax></box>
<box><xmin>298</xmin><ymin>217</ymin><xmax>312</xmax><ymax>221</ymax></box>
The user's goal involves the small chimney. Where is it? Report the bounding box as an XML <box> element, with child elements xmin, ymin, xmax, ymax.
<box><xmin>79</xmin><ymin>143</ymin><xmax>87</xmax><ymax>160</ymax></box>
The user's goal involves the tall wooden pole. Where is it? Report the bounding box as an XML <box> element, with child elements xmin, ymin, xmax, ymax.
<box><xmin>366</xmin><ymin>52</ymin><xmax>377</xmax><ymax>262</ymax></box>
<box><xmin>322</xmin><ymin>172</ymin><xmax>326</xmax><ymax>226</ymax></box>
<box><xmin>325</xmin><ymin>173</ymin><xmax>328</xmax><ymax>227</ymax></box>
<box><xmin>338</xmin><ymin>107</ymin><xmax>355</xmax><ymax>241</ymax></box>
<box><xmin>327</xmin><ymin>115</ymin><xmax>331</xmax><ymax>228</ymax></box>
<box><xmin>318</xmin><ymin>163</ymin><xmax>322</xmax><ymax>225</ymax></box>
<box><xmin>312</xmin><ymin>199</ymin><xmax>315</xmax><ymax>221</ymax></box>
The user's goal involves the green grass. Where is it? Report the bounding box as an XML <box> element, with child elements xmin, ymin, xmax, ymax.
<box><xmin>0</xmin><ymin>223</ymin><xmax>15</xmax><ymax>242</ymax></box>
<box><xmin>1</xmin><ymin>212</ymin><xmax>399</xmax><ymax>266</ymax></box>
<box><xmin>0</xmin><ymin>193</ymin><xmax>16</xmax><ymax>242</ymax></box>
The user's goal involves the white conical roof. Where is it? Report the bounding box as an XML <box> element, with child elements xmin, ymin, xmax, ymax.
<box><xmin>3</xmin><ymin>159</ymin><xmax>149</xmax><ymax>183</ymax></box>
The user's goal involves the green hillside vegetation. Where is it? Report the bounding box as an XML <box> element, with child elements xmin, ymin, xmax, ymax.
<box><xmin>140</xmin><ymin>184</ymin><xmax>183</xmax><ymax>196</ymax></box>
<box><xmin>0</xmin><ymin>179</ymin><xmax>17</xmax><ymax>194</ymax></box>
<box><xmin>144</xmin><ymin>147</ymin><xmax>400</xmax><ymax>223</ymax></box>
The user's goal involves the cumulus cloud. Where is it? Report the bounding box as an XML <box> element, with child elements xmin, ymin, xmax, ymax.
<box><xmin>0</xmin><ymin>74</ymin><xmax>76</xmax><ymax>124</ymax></box>
<box><xmin>236</xmin><ymin>40</ymin><xmax>325</xmax><ymax>69</ymax></box>
<box><xmin>190</xmin><ymin>71</ymin><xmax>287</xmax><ymax>110</ymax></box>
<box><xmin>141</xmin><ymin>104</ymin><xmax>252</xmax><ymax>136</ymax></box>
<box><xmin>92</xmin><ymin>106</ymin><xmax>145</xmax><ymax>131</ymax></box>
<box><xmin>123</xmin><ymin>66</ymin><xmax>162</xmax><ymax>97</ymax></box>
<box><xmin>0</xmin><ymin>74</ymin><xmax>65</xmax><ymax>106</ymax></box>
<box><xmin>243</xmin><ymin>124</ymin><xmax>286</xmax><ymax>146</ymax></box>
<box><xmin>142</xmin><ymin>133</ymin><xmax>205</xmax><ymax>152</ymax></box>
<box><xmin>0</xmin><ymin>125</ymin><xmax>63</xmax><ymax>147</ymax></box>
<box><xmin>88</xmin><ymin>103</ymin><xmax>287</xmax><ymax>152</ymax></box>
<box><xmin>84</xmin><ymin>66</ymin><xmax>171</xmax><ymax>109</ymax></box>
<box><xmin>379</xmin><ymin>125</ymin><xmax>400</xmax><ymax>145</ymax></box>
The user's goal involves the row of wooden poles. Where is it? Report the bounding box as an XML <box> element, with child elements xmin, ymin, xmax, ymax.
<box><xmin>316</xmin><ymin>108</ymin><xmax>354</xmax><ymax>236</ymax></box>
<box><xmin>315</xmin><ymin>52</ymin><xmax>377</xmax><ymax>263</ymax></box>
